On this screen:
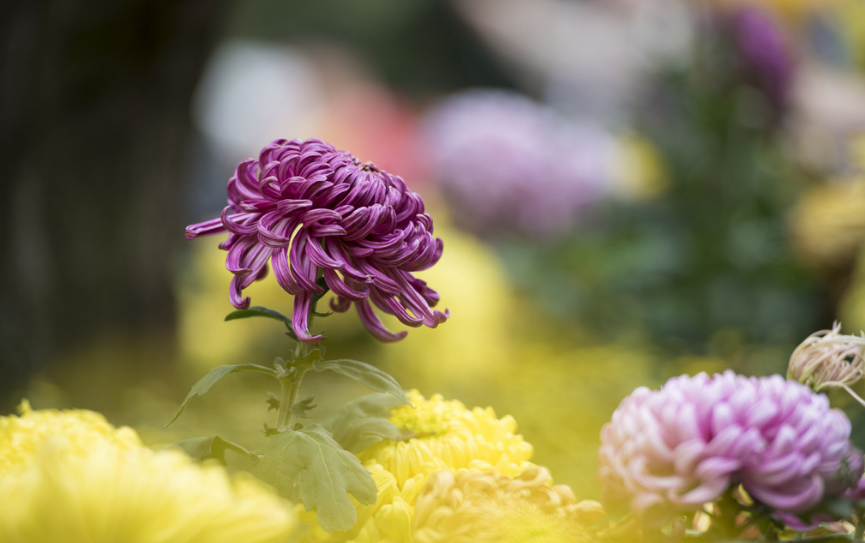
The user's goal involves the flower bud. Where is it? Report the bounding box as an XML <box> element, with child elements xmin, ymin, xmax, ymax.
<box><xmin>788</xmin><ymin>323</ymin><xmax>865</xmax><ymax>394</ymax></box>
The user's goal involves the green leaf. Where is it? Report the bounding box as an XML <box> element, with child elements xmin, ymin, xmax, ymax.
<box><xmin>253</xmin><ymin>424</ymin><xmax>376</xmax><ymax>532</ymax></box>
<box><xmin>312</xmin><ymin>359</ymin><xmax>411</xmax><ymax>405</ymax></box>
<box><xmin>817</xmin><ymin>496</ymin><xmax>855</xmax><ymax>522</ymax></box>
<box><xmin>225</xmin><ymin>306</ymin><xmax>298</xmax><ymax>339</ymax></box>
<box><xmin>291</xmin><ymin>396</ymin><xmax>317</xmax><ymax>419</ymax></box>
<box><xmin>851</xmin><ymin>409</ymin><xmax>865</xmax><ymax>452</ymax></box>
<box><xmin>175</xmin><ymin>435</ymin><xmax>259</xmax><ymax>463</ymax></box>
<box><xmin>325</xmin><ymin>394</ymin><xmax>403</xmax><ymax>454</ymax></box>
<box><xmin>266</xmin><ymin>392</ymin><xmax>280</xmax><ymax>411</ymax></box>
<box><xmin>166</xmin><ymin>364</ymin><xmax>277</xmax><ymax>426</ymax></box>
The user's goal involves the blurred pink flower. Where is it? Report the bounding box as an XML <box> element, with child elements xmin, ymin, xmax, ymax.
<box><xmin>186</xmin><ymin>138</ymin><xmax>448</xmax><ymax>344</ymax></box>
<box><xmin>598</xmin><ymin>371</ymin><xmax>861</xmax><ymax>526</ymax></box>
<box><xmin>424</xmin><ymin>89</ymin><xmax>615</xmax><ymax>239</ymax></box>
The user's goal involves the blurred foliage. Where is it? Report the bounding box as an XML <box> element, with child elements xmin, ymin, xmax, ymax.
<box><xmin>225</xmin><ymin>0</ymin><xmax>515</xmax><ymax>96</ymax></box>
<box><xmin>493</xmin><ymin>16</ymin><xmax>826</xmax><ymax>359</ymax></box>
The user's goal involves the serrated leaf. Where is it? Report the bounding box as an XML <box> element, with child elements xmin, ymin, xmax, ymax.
<box><xmin>325</xmin><ymin>394</ymin><xmax>403</xmax><ymax>454</ymax></box>
<box><xmin>312</xmin><ymin>359</ymin><xmax>411</xmax><ymax>405</ymax></box>
<box><xmin>166</xmin><ymin>364</ymin><xmax>277</xmax><ymax>426</ymax></box>
<box><xmin>225</xmin><ymin>306</ymin><xmax>297</xmax><ymax>339</ymax></box>
<box><xmin>266</xmin><ymin>392</ymin><xmax>280</xmax><ymax>411</ymax></box>
<box><xmin>291</xmin><ymin>396</ymin><xmax>317</xmax><ymax>419</ymax></box>
<box><xmin>253</xmin><ymin>424</ymin><xmax>376</xmax><ymax>532</ymax></box>
<box><xmin>175</xmin><ymin>435</ymin><xmax>258</xmax><ymax>463</ymax></box>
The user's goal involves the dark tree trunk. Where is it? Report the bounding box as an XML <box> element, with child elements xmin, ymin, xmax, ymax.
<box><xmin>0</xmin><ymin>0</ymin><xmax>227</xmax><ymax>407</ymax></box>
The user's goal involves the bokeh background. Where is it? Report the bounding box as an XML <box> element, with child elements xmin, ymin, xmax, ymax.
<box><xmin>3</xmin><ymin>0</ymin><xmax>865</xmax><ymax>499</ymax></box>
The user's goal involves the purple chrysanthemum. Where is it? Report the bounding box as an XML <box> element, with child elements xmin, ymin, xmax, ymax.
<box><xmin>186</xmin><ymin>138</ymin><xmax>448</xmax><ymax>344</ymax></box>
<box><xmin>732</xmin><ymin>6</ymin><xmax>793</xmax><ymax>107</ymax></box>
<box><xmin>423</xmin><ymin>89</ymin><xmax>615</xmax><ymax>239</ymax></box>
<box><xmin>598</xmin><ymin>371</ymin><xmax>862</xmax><ymax>526</ymax></box>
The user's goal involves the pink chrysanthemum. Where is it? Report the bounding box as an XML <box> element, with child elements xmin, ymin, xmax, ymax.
<box><xmin>186</xmin><ymin>138</ymin><xmax>448</xmax><ymax>344</ymax></box>
<box><xmin>598</xmin><ymin>371</ymin><xmax>862</xmax><ymax>526</ymax></box>
<box><xmin>423</xmin><ymin>89</ymin><xmax>615</xmax><ymax>239</ymax></box>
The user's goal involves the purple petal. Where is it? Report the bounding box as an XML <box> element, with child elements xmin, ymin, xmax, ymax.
<box><xmin>355</xmin><ymin>299</ymin><xmax>407</xmax><ymax>342</ymax></box>
<box><xmin>186</xmin><ymin>217</ymin><xmax>226</xmax><ymax>240</ymax></box>
<box><xmin>291</xmin><ymin>291</ymin><xmax>323</xmax><ymax>345</ymax></box>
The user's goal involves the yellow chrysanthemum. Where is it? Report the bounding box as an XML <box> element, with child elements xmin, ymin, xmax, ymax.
<box><xmin>790</xmin><ymin>177</ymin><xmax>865</xmax><ymax>269</ymax></box>
<box><xmin>357</xmin><ymin>390</ymin><xmax>534</xmax><ymax>487</ymax></box>
<box><xmin>412</xmin><ymin>465</ymin><xmax>605</xmax><ymax>543</ymax></box>
<box><xmin>300</xmin><ymin>462</ymin><xmax>424</xmax><ymax>543</ymax></box>
<box><xmin>0</xmin><ymin>399</ymin><xmax>141</xmax><ymax>475</ymax></box>
<box><xmin>0</xmin><ymin>403</ymin><xmax>299</xmax><ymax>543</ymax></box>
<box><xmin>301</xmin><ymin>391</ymin><xmax>536</xmax><ymax>543</ymax></box>
<box><xmin>380</xmin><ymin>225</ymin><xmax>517</xmax><ymax>382</ymax></box>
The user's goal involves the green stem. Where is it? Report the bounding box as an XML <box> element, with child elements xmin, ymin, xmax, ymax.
<box><xmin>276</xmin><ymin>343</ymin><xmax>310</xmax><ymax>431</ymax></box>
<box><xmin>274</xmin><ymin>376</ymin><xmax>294</xmax><ymax>430</ymax></box>
<box><xmin>274</xmin><ymin>294</ymin><xmax>321</xmax><ymax>431</ymax></box>
<box><xmin>855</xmin><ymin>519</ymin><xmax>864</xmax><ymax>543</ymax></box>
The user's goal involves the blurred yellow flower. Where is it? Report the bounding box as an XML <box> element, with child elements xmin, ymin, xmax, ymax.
<box><xmin>790</xmin><ymin>177</ymin><xmax>865</xmax><ymax>269</ymax></box>
<box><xmin>0</xmin><ymin>399</ymin><xmax>141</xmax><ymax>475</ymax></box>
<box><xmin>0</xmin><ymin>403</ymin><xmax>299</xmax><ymax>543</ymax></box>
<box><xmin>380</xmin><ymin>224</ymin><xmax>516</xmax><ymax>382</ymax></box>
<box><xmin>412</xmin><ymin>465</ymin><xmax>605</xmax><ymax>543</ymax></box>
<box><xmin>357</xmin><ymin>390</ymin><xmax>534</xmax><ymax>487</ymax></box>
<box><xmin>612</xmin><ymin>133</ymin><xmax>668</xmax><ymax>200</ymax></box>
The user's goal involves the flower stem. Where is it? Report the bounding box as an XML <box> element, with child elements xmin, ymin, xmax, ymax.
<box><xmin>275</xmin><ymin>349</ymin><xmax>311</xmax><ymax>431</ymax></box>
<box><xmin>275</xmin><ymin>375</ymin><xmax>295</xmax><ymax>431</ymax></box>
<box><xmin>275</xmin><ymin>295</ymin><xmax>321</xmax><ymax>431</ymax></box>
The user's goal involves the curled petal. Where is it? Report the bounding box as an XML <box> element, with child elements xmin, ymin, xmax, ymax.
<box><xmin>370</xmin><ymin>290</ymin><xmax>423</xmax><ymax>327</ymax></box>
<box><xmin>229</xmin><ymin>275</ymin><xmax>252</xmax><ymax>309</ymax></box>
<box><xmin>291</xmin><ymin>291</ymin><xmax>323</xmax><ymax>345</ymax></box>
<box><xmin>276</xmin><ymin>199</ymin><xmax>313</xmax><ymax>215</ymax></box>
<box><xmin>323</xmin><ymin>268</ymin><xmax>369</xmax><ymax>301</ymax></box>
<box><xmin>330</xmin><ymin>296</ymin><xmax>352</xmax><ymax>313</ymax></box>
<box><xmin>288</xmin><ymin>231</ymin><xmax>324</xmax><ymax>294</ymax></box>
<box><xmin>221</xmin><ymin>208</ymin><xmax>259</xmax><ymax>235</ymax></box>
<box><xmin>272</xmin><ymin>246</ymin><xmax>300</xmax><ymax>295</ymax></box>
<box><xmin>355</xmin><ymin>299</ymin><xmax>407</xmax><ymax>342</ymax></box>
<box><xmin>257</xmin><ymin>212</ymin><xmax>295</xmax><ymax>248</ymax></box>
<box><xmin>186</xmin><ymin>217</ymin><xmax>226</xmax><ymax>240</ymax></box>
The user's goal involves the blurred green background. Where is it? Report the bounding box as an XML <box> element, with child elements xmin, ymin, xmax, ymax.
<box><xmin>3</xmin><ymin>0</ymin><xmax>865</xmax><ymax>500</ymax></box>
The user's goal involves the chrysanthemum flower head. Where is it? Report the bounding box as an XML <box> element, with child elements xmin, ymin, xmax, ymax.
<box><xmin>186</xmin><ymin>138</ymin><xmax>448</xmax><ymax>343</ymax></box>
<box><xmin>412</xmin><ymin>465</ymin><xmax>605</xmax><ymax>543</ymax></box>
<box><xmin>357</xmin><ymin>390</ymin><xmax>534</xmax><ymax>487</ymax></box>
<box><xmin>0</xmin><ymin>404</ymin><xmax>298</xmax><ymax>543</ymax></box>
<box><xmin>301</xmin><ymin>391</ymin><xmax>536</xmax><ymax>542</ymax></box>
<box><xmin>302</xmin><ymin>462</ymin><xmax>422</xmax><ymax>543</ymax></box>
<box><xmin>788</xmin><ymin>323</ymin><xmax>865</xmax><ymax>394</ymax></box>
<box><xmin>0</xmin><ymin>399</ymin><xmax>141</xmax><ymax>476</ymax></box>
<box><xmin>730</xmin><ymin>5</ymin><xmax>793</xmax><ymax>107</ymax></box>
<box><xmin>598</xmin><ymin>371</ymin><xmax>862</xmax><ymax>526</ymax></box>
<box><xmin>424</xmin><ymin>89</ymin><xmax>615</xmax><ymax>239</ymax></box>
